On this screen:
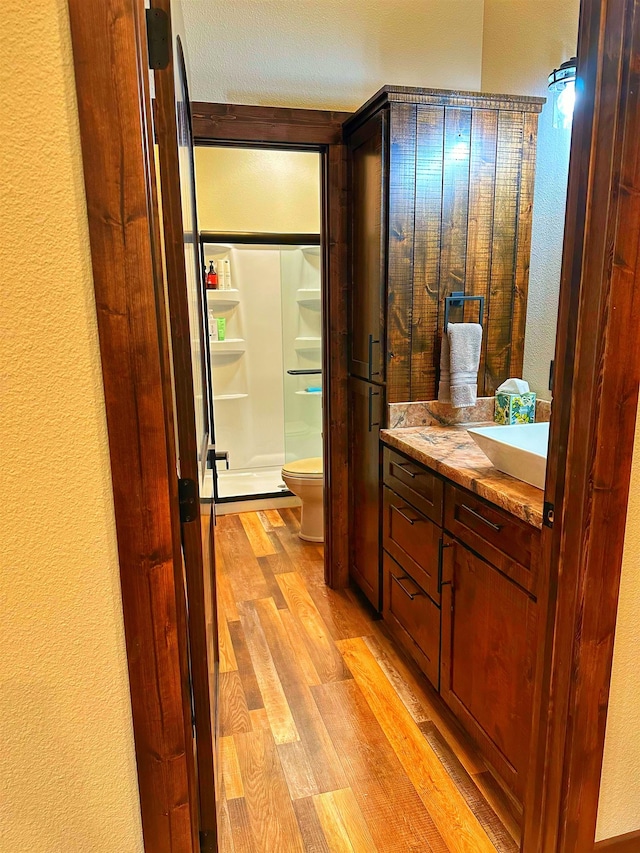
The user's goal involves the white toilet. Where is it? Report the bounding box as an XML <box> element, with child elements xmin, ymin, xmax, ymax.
<box><xmin>281</xmin><ymin>457</ymin><xmax>324</xmax><ymax>542</ymax></box>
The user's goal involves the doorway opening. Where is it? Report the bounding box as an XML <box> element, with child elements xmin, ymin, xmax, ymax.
<box><xmin>194</xmin><ymin>147</ymin><xmax>324</xmax><ymax>510</ymax></box>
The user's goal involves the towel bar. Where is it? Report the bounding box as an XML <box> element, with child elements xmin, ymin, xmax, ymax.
<box><xmin>444</xmin><ymin>292</ymin><xmax>484</xmax><ymax>332</ymax></box>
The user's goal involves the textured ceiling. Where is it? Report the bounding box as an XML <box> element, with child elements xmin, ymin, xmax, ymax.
<box><xmin>181</xmin><ymin>0</ymin><xmax>485</xmax><ymax>110</ymax></box>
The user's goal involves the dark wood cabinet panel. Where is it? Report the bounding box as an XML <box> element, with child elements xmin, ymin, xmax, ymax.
<box><xmin>348</xmin><ymin>111</ymin><xmax>387</xmax><ymax>383</ymax></box>
<box><xmin>386</xmin><ymin>102</ymin><xmax>417</xmax><ymax>402</ymax></box>
<box><xmin>344</xmin><ymin>86</ymin><xmax>543</xmax><ymax>403</ymax></box>
<box><xmin>349</xmin><ymin>377</ymin><xmax>384</xmax><ymax>609</ymax></box>
<box><xmin>382</xmin><ymin>551</ymin><xmax>441</xmax><ymax>689</ymax></box>
<box><xmin>411</xmin><ymin>105</ymin><xmax>446</xmax><ymax>400</ymax></box>
<box><xmin>439</xmin><ymin>107</ymin><xmax>473</xmax><ymax>309</ymax></box>
<box><xmin>463</xmin><ymin>108</ymin><xmax>498</xmax><ymax>387</ymax></box>
<box><xmin>440</xmin><ymin>535</ymin><xmax>538</xmax><ymax>801</ymax></box>
<box><xmin>484</xmin><ymin>111</ymin><xmax>526</xmax><ymax>392</ymax></box>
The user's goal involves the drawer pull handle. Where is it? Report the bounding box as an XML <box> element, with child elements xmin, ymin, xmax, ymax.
<box><xmin>394</xmin><ymin>505</ymin><xmax>424</xmax><ymax>526</ymax></box>
<box><xmin>396</xmin><ymin>462</ymin><xmax>424</xmax><ymax>478</ymax></box>
<box><xmin>391</xmin><ymin>574</ymin><xmax>423</xmax><ymax>600</ymax></box>
<box><xmin>461</xmin><ymin>503</ymin><xmax>503</xmax><ymax>532</ymax></box>
<box><xmin>368</xmin><ymin>387</ymin><xmax>381</xmax><ymax>432</ymax></box>
<box><xmin>368</xmin><ymin>334</ymin><xmax>381</xmax><ymax>379</ymax></box>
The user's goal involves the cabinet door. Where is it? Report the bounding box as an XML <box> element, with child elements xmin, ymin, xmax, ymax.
<box><xmin>440</xmin><ymin>536</ymin><xmax>537</xmax><ymax>801</ymax></box>
<box><xmin>349</xmin><ymin>377</ymin><xmax>384</xmax><ymax>609</ymax></box>
<box><xmin>348</xmin><ymin>110</ymin><xmax>387</xmax><ymax>382</ymax></box>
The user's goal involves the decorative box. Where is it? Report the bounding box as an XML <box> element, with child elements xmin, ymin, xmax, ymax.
<box><xmin>494</xmin><ymin>392</ymin><xmax>536</xmax><ymax>424</ymax></box>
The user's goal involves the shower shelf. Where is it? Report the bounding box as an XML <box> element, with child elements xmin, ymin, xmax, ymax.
<box><xmin>210</xmin><ymin>338</ymin><xmax>246</xmax><ymax>355</ymax></box>
<box><xmin>207</xmin><ymin>290</ymin><xmax>240</xmax><ymax>308</ymax></box>
<box><xmin>296</xmin><ymin>289</ymin><xmax>321</xmax><ymax>309</ymax></box>
<box><xmin>213</xmin><ymin>393</ymin><xmax>248</xmax><ymax>401</ymax></box>
<box><xmin>295</xmin><ymin>390</ymin><xmax>322</xmax><ymax>396</ymax></box>
<box><xmin>294</xmin><ymin>336</ymin><xmax>321</xmax><ymax>351</ymax></box>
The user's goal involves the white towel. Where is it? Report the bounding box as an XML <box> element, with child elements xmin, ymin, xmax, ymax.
<box><xmin>438</xmin><ymin>323</ymin><xmax>483</xmax><ymax>409</ymax></box>
<box><xmin>438</xmin><ymin>333</ymin><xmax>451</xmax><ymax>402</ymax></box>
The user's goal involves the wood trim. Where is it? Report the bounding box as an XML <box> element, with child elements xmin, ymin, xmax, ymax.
<box><xmin>67</xmin><ymin>2</ymin><xmax>197</xmax><ymax>850</ymax></box>
<box><xmin>192</xmin><ymin>101</ymin><xmax>351</xmax><ymax>146</ymax></box>
<box><xmin>524</xmin><ymin>0</ymin><xmax>640</xmax><ymax>850</ymax></box>
<box><xmin>595</xmin><ymin>830</ymin><xmax>640</xmax><ymax>852</ymax></box>
<box><xmin>194</xmin><ymin>102</ymin><xmax>351</xmax><ymax>589</ymax></box>
<box><xmin>201</xmin><ymin>231</ymin><xmax>320</xmax><ymax>245</ymax></box>
<box><xmin>322</xmin><ymin>143</ymin><xmax>350</xmax><ymax>590</ymax></box>
<box><xmin>344</xmin><ymin>85</ymin><xmax>545</xmax><ymax>136</ymax></box>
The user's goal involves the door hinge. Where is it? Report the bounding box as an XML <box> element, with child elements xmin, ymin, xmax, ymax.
<box><xmin>146</xmin><ymin>7</ymin><xmax>170</xmax><ymax>70</ymax></box>
<box><xmin>178</xmin><ymin>478</ymin><xmax>198</xmax><ymax>523</ymax></box>
<box><xmin>199</xmin><ymin>830</ymin><xmax>217</xmax><ymax>853</ymax></box>
<box><xmin>543</xmin><ymin>501</ymin><xmax>555</xmax><ymax>528</ymax></box>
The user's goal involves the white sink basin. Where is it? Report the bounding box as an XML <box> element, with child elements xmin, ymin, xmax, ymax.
<box><xmin>467</xmin><ymin>422</ymin><xmax>550</xmax><ymax>490</ymax></box>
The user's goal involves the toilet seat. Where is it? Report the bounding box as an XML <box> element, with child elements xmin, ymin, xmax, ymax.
<box><xmin>281</xmin><ymin>457</ymin><xmax>323</xmax><ymax>479</ymax></box>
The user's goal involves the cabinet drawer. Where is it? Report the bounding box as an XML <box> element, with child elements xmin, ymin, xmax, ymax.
<box><xmin>383</xmin><ymin>486</ymin><xmax>442</xmax><ymax>603</ymax></box>
<box><xmin>444</xmin><ymin>483</ymin><xmax>539</xmax><ymax>596</ymax></box>
<box><xmin>383</xmin><ymin>447</ymin><xmax>443</xmax><ymax>524</ymax></box>
<box><xmin>383</xmin><ymin>552</ymin><xmax>440</xmax><ymax>689</ymax></box>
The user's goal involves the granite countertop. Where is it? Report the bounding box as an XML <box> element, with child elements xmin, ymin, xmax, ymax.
<box><xmin>381</xmin><ymin>423</ymin><xmax>545</xmax><ymax>529</ymax></box>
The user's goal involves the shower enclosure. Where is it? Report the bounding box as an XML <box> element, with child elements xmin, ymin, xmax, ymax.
<box><xmin>201</xmin><ymin>234</ymin><xmax>322</xmax><ymax>501</ymax></box>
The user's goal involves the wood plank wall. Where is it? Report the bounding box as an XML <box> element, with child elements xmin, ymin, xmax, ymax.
<box><xmin>386</xmin><ymin>104</ymin><xmax>540</xmax><ymax>404</ymax></box>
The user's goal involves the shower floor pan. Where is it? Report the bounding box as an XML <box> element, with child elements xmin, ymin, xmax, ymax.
<box><xmin>217</xmin><ymin>466</ymin><xmax>288</xmax><ymax>499</ymax></box>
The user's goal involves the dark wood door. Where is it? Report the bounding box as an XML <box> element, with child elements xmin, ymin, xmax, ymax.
<box><xmin>348</xmin><ymin>110</ymin><xmax>387</xmax><ymax>382</ymax></box>
<box><xmin>440</xmin><ymin>535</ymin><xmax>537</xmax><ymax>801</ymax></box>
<box><xmin>153</xmin><ymin>10</ymin><xmax>218</xmax><ymax>848</ymax></box>
<box><xmin>349</xmin><ymin>377</ymin><xmax>384</xmax><ymax>610</ymax></box>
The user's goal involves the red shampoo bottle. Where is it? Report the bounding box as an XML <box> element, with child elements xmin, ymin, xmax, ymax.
<box><xmin>205</xmin><ymin>260</ymin><xmax>218</xmax><ymax>290</ymax></box>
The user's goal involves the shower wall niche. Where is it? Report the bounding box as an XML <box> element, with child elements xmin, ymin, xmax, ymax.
<box><xmin>203</xmin><ymin>239</ymin><xmax>322</xmax><ymax>500</ymax></box>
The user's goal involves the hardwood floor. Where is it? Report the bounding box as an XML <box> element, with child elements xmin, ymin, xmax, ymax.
<box><xmin>215</xmin><ymin>508</ymin><xmax>520</xmax><ymax>853</ymax></box>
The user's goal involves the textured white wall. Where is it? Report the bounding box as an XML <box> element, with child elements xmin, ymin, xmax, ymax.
<box><xmin>596</xmin><ymin>405</ymin><xmax>640</xmax><ymax>841</ymax></box>
<box><xmin>0</xmin><ymin>2</ymin><xmax>144</xmax><ymax>851</ymax></box>
<box><xmin>481</xmin><ymin>0</ymin><xmax>580</xmax><ymax>397</ymax></box>
<box><xmin>182</xmin><ymin>0</ymin><xmax>485</xmax><ymax>110</ymax></box>
<box><xmin>196</xmin><ymin>147</ymin><xmax>320</xmax><ymax>233</ymax></box>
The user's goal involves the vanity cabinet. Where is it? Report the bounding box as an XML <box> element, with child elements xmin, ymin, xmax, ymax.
<box><xmin>381</xmin><ymin>442</ymin><xmax>540</xmax><ymax>802</ymax></box>
<box><xmin>346</xmin><ymin>85</ymin><xmax>544</xmax><ymax>607</ymax></box>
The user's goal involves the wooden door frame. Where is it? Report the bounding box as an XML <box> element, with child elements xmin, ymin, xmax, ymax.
<box><xmin>524</xmin><ymin>0</ymin><xmax>640</xmax><ymax>849</ymax></box>
<box><xmin>191</xmin><ymin>101</ymin><xmax>352</xmax><ymax>589</ymax></box>
<box><xmin>153</xmin><ymin>10</ymin><xmax>218</xmax><ymax>844</ymax></box>
<box><xmin>67</xmin><ymin>2</ymin><xmax>199</xmax><ymax>851</ymax></box>
<box><xmin>67</xmin><ymin>0</ymin><xmax>640</xmax><ymax>851</ymax></box>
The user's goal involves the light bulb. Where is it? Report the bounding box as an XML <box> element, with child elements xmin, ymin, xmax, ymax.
<box><xmin>449</xmin><ymin>140</ymin><xmax>470</xmax><ymax>162</ymax></box>
<box><xmin>556</xmin><ymin>80</ymin><xmax>576</xmax><ymax>129</ymax></box>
